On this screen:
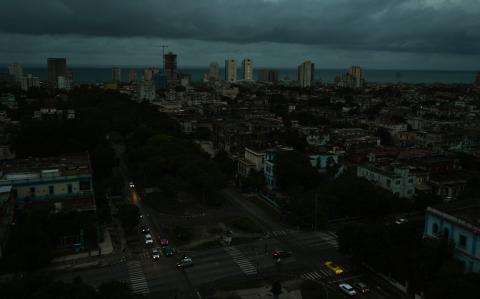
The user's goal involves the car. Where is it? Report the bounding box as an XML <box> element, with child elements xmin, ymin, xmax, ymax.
<box><xmin>159</xmin><ymin>238</ymin><xmax>169</xmax><ymax>246</ymax></box>
<box><xmin>140</xmin><ymin>225</ymin><xmax>150</xmax><ymax>234</ymax></box>
<box><xmin>272</xmin><ymin>250</ymin><xmax>292</xmax><ymax>258</ymax></box>
<box><xmin>339</xmin><ymin>283</ymin><xmax>357</xmax><ymax>296</ymax></box>
<box><xmin>395</xmin><ymin>217</ymin><xmax>408</xmax><ymax>225</ymax></box>
<box><xmin>324</xmin><ymin>261</ymin><xmax>344</xmax><ymax>274</ymax></box>
<box><xmin>161</xmin><ymin>245</ymin><xmax>176</xmax><ymax>256</ymax></box>
<box><xmin>152</xmin><ymin>249</ymin><xmax>160</xmax><ymax>260</ymax></box>
<box><xmin>176</xmin><ymin>257</ymin><xmax>193</xmax><ymax>269</ymax></box>
<box><xmin>129</xmin><ymin>181</ymin><xmax>135</xmax><ymax>188</ymax></box>
<box><xmin>145</xmin><ymin>234</ymin><xmax>153</xmax><ymax>245</ymax></box>
<box><xmin>354</xmin><ymin>282</ymin><xmax>370</xmax><ymax>294</ymax></box>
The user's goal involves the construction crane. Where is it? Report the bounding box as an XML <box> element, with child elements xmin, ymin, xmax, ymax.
<box><xmin>160</xmin><ymin>45</ymin><xmax>168</xmax><ymax>72</ymax></box>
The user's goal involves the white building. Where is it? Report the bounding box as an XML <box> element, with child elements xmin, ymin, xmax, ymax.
<box><xmin>8</xmin><ymin>63</ymin><xmax>23</xmax><ymax>83</ymax></box>
<box><xmin>137</xmin><ymin>80</ymin><xmax>156</xmax><ymax>101</ymax></box>
<box><xmin>112</xmin><ymin>67</ymin><xmax>122</xmax><ymax>82</ymax></box>
<box><xmin>242</xmin><ymin>58</ymin><xmax>253</xmax><ymax>81</ymax></box>
<box><xmin>209</xmin><ymin>62</ymin><xmax>219</xmax><ymax>81</ymax></box>
<box><xmin>225</xmin><ymin>59</ymin><xmax>237</xmax><ymax>83</ymax></box>
<box><xmin>298</xmin><ymin>61</ymin><xmax>314</xmax><ymax>88</ymax></box>
<box><xmin>349</xmin><ymin>66</ymin><xmax>363</xmax><ymax>88</ymax></box>
<box><xmin>357</xmin><ymin>164</ymin><xmax>416</xmax><ymax>198</ymax></box>
<box><xmin>21</xmin><ymin>74</ymin><xmax>40</xmax><ymax>91</ymax></box>
<box><xmin>57</xmin><ymin>76</ymin><xmax>72</xmax><ymax>91</ymax></box>
<box><xmin>128</xmin><ymin>70</ymin><xmax>137</xmax><ymax>83</ymax></box>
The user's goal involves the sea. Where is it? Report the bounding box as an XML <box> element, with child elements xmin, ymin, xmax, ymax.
<box><xmin>3</xmin><ymin>65</ymin><xmax>479</xmax><ymax>84</ymax></box>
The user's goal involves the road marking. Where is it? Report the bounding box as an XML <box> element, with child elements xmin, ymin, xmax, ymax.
<box><xmin>127</xmin><ymin>261</ymin><xmax>150</xmax><ymax>294</ymax></box>
<box><xmin>301</xmin><ymin>271</ymin><xmax>324</xmax><ymax>281</ymax></box>
<box><xmin>329</xmin><ymin>274</ymin><xmax>363</xmax><ymax>284</ymax></box>
<box><xmin>224</xmin><ymin>246</ymin><xmax>257</xmax><ymax>276</ymax></box>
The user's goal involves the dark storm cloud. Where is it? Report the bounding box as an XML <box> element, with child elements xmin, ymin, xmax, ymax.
<box><xmin>1</xmin><ymin>0</ymin><xmax>479</xmax><ymax>55</ymax></box>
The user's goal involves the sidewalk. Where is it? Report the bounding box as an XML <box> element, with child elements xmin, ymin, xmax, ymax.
<box><xmin>47</xmin><ymin>228</ymin><xmax>122</xmax><ymax>272</ymax></box>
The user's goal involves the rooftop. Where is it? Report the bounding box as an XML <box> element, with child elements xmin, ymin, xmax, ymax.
<box><xmin>427</xmin><ymin>200</ymin><xmax>480</xmax><ymax>230</ymax></box>
<box><xmin>0</xmin><ymin>153</ymin><xmax>91</xmax><ymax>178</ymax></box>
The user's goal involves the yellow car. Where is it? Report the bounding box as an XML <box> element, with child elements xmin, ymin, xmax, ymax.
<box><xmin>324</xmin><ymin>261</ymin><xmax>344</xmax><ymax>274</ymax></box>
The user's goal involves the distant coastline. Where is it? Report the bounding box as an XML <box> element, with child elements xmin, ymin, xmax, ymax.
<box><xmin>1</xmin><ymin>65</ymin><xmax>477</xmax><ymax>84</ymax></box>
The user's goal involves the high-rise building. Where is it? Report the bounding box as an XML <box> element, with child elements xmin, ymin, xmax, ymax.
<box><xmin>349</xmin><ymin>66</ymin><xmax>363</xmax><ymax>88</ymax></box>
<box><xmin>335</xmin><ymin>66</ymin><xmax>364</xmax><ymax>89</ymax></box>
<box><xmin>47</xmin><ymin>58</ymin><xmax>68</xmax><ymax>87</ymax></box>
<box><xmin>242</xmin><ymin>58</ymin><xmax>253</xmax><ymax>81</ymax></box>
<box><xmin>57</xmin><ymin>76</ymin><xmax>72</xmax><ymax>91</ymax></box>
<box><xmin>208</xmin><ymin>62</ymin><xmax>219</xmax><ymax>81</ymax></box>
<box><xmin>128</xmin><ymin>70</ymin><xmax>137</xmax><ymax>83</ymax></box>
<box><xmin>225</xmin><ymin>59</ymin><xmax>236</xmax><ymax>82</ymax></box>
<box><xmin>20</xmin><ymin>74</ymin><xmax>40</xmax><ymax>91</ymax></box>
<box><xmin>164</xmin><ymin>52</ymin><xmax>178</xmax><ymax>81</ymax></box>
<box><xmin>137</xmin><ymin>80</ymin><xmax>156</xmax><ymax>101</ymax></box>
<box><xmin>8</xmin><ymin>63</ymin><xmax>23</xmax><ymax>82</ymax></box>
<box><xmin>112</xmin><ymin>67</ymin><xmax>122</xmax><ymax>82</ymax></box>
<box><xmin>475</xmin><ymin>72</ymin><xmax>480</xmax><ymax>88</ymax></box>
<box><xmin>258</xmin><ymin>69</ymin><xmax>279</xmax><ymax>83</ymax></box>
<box><xmin>298</xmin><ymin>61</ymin><xmax>314</xmax><ymax>88</ymax></box>
<box><xmin>143</xmin><ymin>68</ymin><xmax>159</xmax><ymax>81</ymax></box>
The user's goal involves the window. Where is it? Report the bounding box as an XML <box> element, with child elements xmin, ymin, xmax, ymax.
<box><xmin>432</xmin><ymin>223</ymin><xmax>438</xmax><ymax>234</ymax></box>
<box><xmin>396</xmin><ymin>180</ymin><xmax>401</xmax><ymax>185</ymax></box>
<box><xmin>408</xmin><ymin>178</ymin><xmax>413</xmax><ymax>183</ymax></box>
<box><xmin>386</xmin><ymin>179</ymin><xmax>391</xmax><ymax>187</ymax></box>
<box><xmin>459</xmin><ymin>235</ymin><xmax>467</xmax><ymax>249</ymax></box>
<box><xmin>29</xmin><ymin>187</ymin><xmax>35</xmax><ymax>196</ymax></box>
<box><xmin>67</xmin><ymin>184</ymin><xmax>72</xmax><ymax>193</ymax></box>
<box><xmin>49</xmin><ymin>185</ymin><xmax>54</xmax><ymax>195</ymax></box>
<box><xmin>444</xmin><ymin>228</ymin><xmax>450</xmax><ymax>238</ymax></box>
<box><xmin>79</xmin><ymin>180</ymin><xmax>90</xmax><ymax>191</ymax></box>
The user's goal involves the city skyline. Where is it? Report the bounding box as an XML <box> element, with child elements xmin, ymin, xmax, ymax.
<box><xmin>0</xmin><ymin>0</ymin><xmax>479</xmax><ymax>70</ymax></box>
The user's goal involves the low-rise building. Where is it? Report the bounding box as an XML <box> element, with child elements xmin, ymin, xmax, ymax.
<box><xmin>0</xmin><ymin>153</ymin><xmax>95</xmax><ymax>212</ymax></box>
<box><xmin>356</xmin><ymin>164</ymin><xmax>416</xmax><ymax>198</ymax></box>
<box><xmin>424</xmin><ymin>202</ymin><xmax>480</xmax><ymax>272</ymax></box>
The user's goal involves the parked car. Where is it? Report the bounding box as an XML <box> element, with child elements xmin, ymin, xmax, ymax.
<box><xmin>271</xmin><ymin>250</ymin><xmax>292</xmax><ymax>258</ymax></box>
<box><xmin>339</xmin><ymin>283</ymin><xmax>357</xmax><ymax>296</ymax></box>
<box><xmin>152</xmin><ymin>249</ymin><xmax>160</xmax><ymax>260</ymax></box>
<box><xmin>162</xmin><ymin>245</ymin><xmax>176</xmax><ymax>256</ymax></box>
<box><xmin>129</xmin><ymin>181</ymin><xmax>135</xmax><ymax>188</ymax></box>
<box><xmin>354</xmin><ymin>282</ymin><xmax>370</xmax><ymax>294</ymax></box>
<box><xmin>176</xmin><ymin>257</ymin><xmax>193</xmax><ymax>269</ymax></box>
<box><xmin>145</xmin><ymin>234</ymin><xmax>153</xmax><ymax>245</ymax></box>
<box><xmin>159</xmin><ymin>238</ymin><xmax>169</xmax><ymax>246</ymax></box>
<box><xmin>324</xmin><ymin>261</ymin><xmax>344</xmax><ymax>274</ymax></box>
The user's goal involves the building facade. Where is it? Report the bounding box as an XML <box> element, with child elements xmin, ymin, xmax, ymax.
<box><xmin>0</xmin><ymin>153</ymin><xmax>95</xmax><ymax>212</ymax></box>
<box><xmin>128</xmin><ymin>70</ymin><xmax>137</xmax><ymax>83</ymax></box>
<box><xmin>8</xmin><ymin>63</ymin><xmax>23</xmax><ymax>83</ymax></box>
<box><xmin>225</xmin><ymin>59</ymin><xmax>237</xmax><ymax>83</ymax></box>
<box><xmin>164</xmin><ymin>52</ymin><xmax>178</xmax><ymax>81</ymax></box>
<box><xmin>298</xmin><ymin>61</ymin><xmax>314</xmax><ymax>88</ymax></box>
<box><xmin>424</xmin><ymin>203</ymin><xmax>480</xmax><ymax>273</ymax></box>
<box><xmin>137</xmin><ymin>80</ymin><xmax>156</xmax><ymax>101</ymax></box>
<box><xmin>47</xmin><ymin>58</ymin><xmax>68</xmax><ymax>87</ymax></box>
<box><xmin>112</xmin><ymin>67</ymin><xmax>122</xmax><ymax>82</ymax></box>
<box><xmin>258</xmin><ymin>69</ymin><xmax>279</xmax><ymax>83</ymax></box>
<box><xmin>242</xmin><ymin>58</ymin><xmax>253</xmax><ymax>81</ymax></box>
<box><xmin>357</xmin><ymin>164</ymin><xmax>416</xmax><ymax>198</ymax></box>
<box><xmin>209</xmin><ymin>62</ymin><xmax>219</xmax><ymax>81</ymax></box>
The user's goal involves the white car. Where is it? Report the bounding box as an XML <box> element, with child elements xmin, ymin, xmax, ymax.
<box><xmin>145</xmin><ymin>234</ymin><xmax>153</xmax><ymax>245</ymax></box>
<box><xmin>129</xmin><ymin>181</ymin><xmax>135</xmax><ymax>188</ymax></box>
<box><xmin>395</xmin><ymin>217</ymin><xmax>408</xmax><ymax>225</ymax></box>
<box><xmin>152</xmin><ymin>249</ymin><xmax>160</xmax><ymax>260</ymax></box>
<box><xmin>339</xmin><ymin>283</ymin><xmax>357</xmax><ymax>296</ymax></box>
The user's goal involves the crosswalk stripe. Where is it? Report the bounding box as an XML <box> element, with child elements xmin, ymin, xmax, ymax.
<box><xmin>127</xmin><ymin>261</ymin><xmax>150</xmax><ymax>294</ymax></box>
<box><xmin>224</xmin><ymin>246</ymin><xmax>258</xmax><ymax>276</ymax></box>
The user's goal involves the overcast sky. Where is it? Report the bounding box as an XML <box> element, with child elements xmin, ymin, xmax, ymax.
<box><xmin>1</xmin><ymin>0</ymin><xmax>479</xmax><ymax>69</ymax></box>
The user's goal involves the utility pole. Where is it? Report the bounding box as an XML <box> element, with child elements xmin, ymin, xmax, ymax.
<box><xmin>160</xmin><ymin>45</ymin><xmax>168</xmax><ymax>72</ymax></box>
